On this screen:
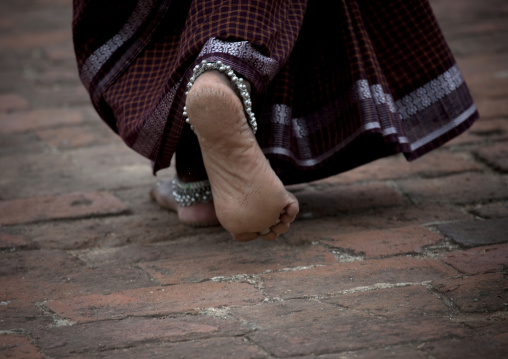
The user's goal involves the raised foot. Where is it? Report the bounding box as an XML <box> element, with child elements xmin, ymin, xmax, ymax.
<box><xmin>150</xmin><ymin>180</ymin><xmax>219</xmax><ymax>227</ymax></box>
<box><xmin>185</xmin><ymin>70</ymin><xmax>299</xmax><ymax>241</ymax></box>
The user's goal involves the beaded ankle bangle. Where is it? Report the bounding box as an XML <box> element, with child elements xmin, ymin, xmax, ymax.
<box><xmin>172</xmin><ymin>176</ymin><xmax>213</xmax><ymax>207</ymax></box>
<box><xmin>183</xmin><ymin>60</ymin><xmax>257</xmax><ymax>134</ymax></box>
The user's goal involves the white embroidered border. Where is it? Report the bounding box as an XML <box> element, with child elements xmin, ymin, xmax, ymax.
<box><xmin>352</xmin><ymin>81</ymin><xmax>397</xmax><ymax>113</ymax></box>
<box><xmin>199</xmin><ymin>37</ymin><xmax>279</xmax><ymax>79</ymax></box>
<box><xmin>79</xmin><ymin>0</ymin><xmax>155</xmax><ymax>88</ymax></box>
<box><xmin>264</xmin><ymin>103</ymin><xmax>474</xmax><ymax>166</ymax></box>
<box><xmin>350</xmin><ymin>65</ymin><xmax>465</xmax><ymax>119</ymax></box>
<box><xmin>270</xmin><ymin>104</ymin><xmax>292</xmax><ymax>125</ymax></box>
<box><xmin>131</xmin><ymin>80</ymin><xmax>182</xmax><ymax>157</ymax></box>
<box><xmin>263</xmin><ymin>65</ymin><xmax>472</xmax><ymax>166</ymax></box>
<box><xmin>395</xmin><ymin>65</ymin><xmax>464</xmax><ymax>119</ymax></box>
<box><xmin>264</xmin><ymin>121</ymin><xmax>410</xmax><ymax>167</ymax></box>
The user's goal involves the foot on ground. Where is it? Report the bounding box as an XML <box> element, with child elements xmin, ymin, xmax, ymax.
<box><xmin>185</xmin><ymin>70</ymin><xmax>299</xmax><ymax>241</ymax></box>
<box><xmin>150</xmin><ymin>180</ymin><xmax>219</xmax><ymax>227</ymax></box>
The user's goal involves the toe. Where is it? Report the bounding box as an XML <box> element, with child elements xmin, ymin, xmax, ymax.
<box><xmin>270</xmin><ymin>221</ymin><xmax>290</xmax><ymax>235</ymax></box>
<box><xmin>281</xmin><ymin>193</ymin><xmax>299</xmax><ymax>224</ymax></box>
<box><xmin>261</xmin><ymin>231</ymin><xmax>279</xmax><ymax>241</ymax></box>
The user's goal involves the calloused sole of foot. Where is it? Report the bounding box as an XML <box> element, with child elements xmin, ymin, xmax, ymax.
<box><xmin>150</xmin><ymin>180</ymin><xmax>219</xmax><ymax>227</ymax></box>
<box><xmin>185</xmin><ymin>70</ymin><xmax>299</xmax><ymax>241</ymax></box>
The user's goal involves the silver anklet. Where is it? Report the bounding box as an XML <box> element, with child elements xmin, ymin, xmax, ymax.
<box><xmin>172</xmin><ymin>176</ymin><xmax>213</xmax><ymax>207</ymax></box>
<box><xmin>183</xmin><ymin>60</ymin><xmax>257</xmax><ymax>134</ymax></box>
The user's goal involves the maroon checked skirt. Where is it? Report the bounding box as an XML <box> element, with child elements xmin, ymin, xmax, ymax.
<box><xmin>72</xmin><ymin>0</ymin><xmax>478</xmax><ymax>184</ymax></box>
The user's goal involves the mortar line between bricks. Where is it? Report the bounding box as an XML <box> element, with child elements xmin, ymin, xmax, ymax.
<box><xmin>0</xmin><ymin>329</ymin><xmax>27</xmax><ymax>335</ymax></box>
<box><xmin>418</xmin><ymin>228</ymin><xmax>497</xmax><ymax>276</ymax></box>
<box><xmin>0</xmin><ymin>329</ymin><xmax>50</xmax><ymax>359</ymax></box>
<box><xmin>85</xmin><ymin>332</ymin><xmax>272</xmax><ymax>358</ymax></box>
<box><xmin>471</xmin><ymin>149</ymin><xmax>508</xmax><ymax>175</ymax></box>
<box><xmin>35</xmin><ymin>301</ymin><xmax>77</xmax><ymax>328</ymax></box>
<box><xmin>131</xmin><ymin>263</ymin><xmax>166</xmax><ymax>287</ymax></box>
<box><xmin>261</xmin><ymin>281</ymin><xmax>435</xmax><ymax>302</ymax></box>
<box><xmin>1</xmin><ymin>210</ymin><xmax>132</xmax><ymax>227</ymax></box>
<box><xmin>314</xmin><ymin>241</ymin><xmax>365</xmax><ymax>263</ymax></box>
<box><xmin>241</xmin><ymin>335</ymin><xmax>278</xmax><ymax>359</ymax></box>
<box><xmin>422</xmin><ymin>282</ymin><xmax>463</xmax><ymax>317</ymax></box>
<box><xmin>318</xmin><ymin>345</ymin><xmax>431</xmax><ymax>359</ymax></box>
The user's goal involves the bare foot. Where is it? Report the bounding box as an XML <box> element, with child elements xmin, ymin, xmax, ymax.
<box><xmin>185</xmin><ymin>70</ymin><xmax>299</xmax><ymax>241</ymax></box>
<box><xmin>150</xmin><ymin>180</ymin><xmax>219</xmax><ymax>227</ymax></box>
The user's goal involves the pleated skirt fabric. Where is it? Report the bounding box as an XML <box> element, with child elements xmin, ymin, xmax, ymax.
<box><xmin>72</xmin><ymin>0</ymin><xmax>478</xmax><ymax>184</ymax></box>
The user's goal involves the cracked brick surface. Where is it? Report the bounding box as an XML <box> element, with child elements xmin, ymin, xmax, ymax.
<box><xmin>0</xmin><ymin>0</ymin><xmax>507</xmax><ymax>358</ymax></box>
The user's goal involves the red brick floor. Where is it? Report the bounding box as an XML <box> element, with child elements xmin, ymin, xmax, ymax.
<box><xmin>1</xmin><ymin>0</ymin><xmax>507</xmax><ymax>358</ymax></box>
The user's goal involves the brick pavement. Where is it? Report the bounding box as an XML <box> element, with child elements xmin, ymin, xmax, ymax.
<box><xmin>0</xmin><ymin>0</ymin><xmax>507</xmax><ymax>358</ymax></box>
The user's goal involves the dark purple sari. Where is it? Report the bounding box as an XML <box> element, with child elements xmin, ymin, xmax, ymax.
<box><xmin>73</xmin><ymin>0</ymin><xmax>478</xmax><ymax>184</ymax></box>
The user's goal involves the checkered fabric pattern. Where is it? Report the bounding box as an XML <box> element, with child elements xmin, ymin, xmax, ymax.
<box><xmin>73</xmin><ymin>0</ymin><xmax>478</xmax><ymax>183</ymax></box>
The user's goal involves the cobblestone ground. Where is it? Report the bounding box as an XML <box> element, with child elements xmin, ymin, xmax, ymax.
<box><xmin>1</xmin><ymin>0</ymin><xmax>507</xmax><ymax>358</ymax></box>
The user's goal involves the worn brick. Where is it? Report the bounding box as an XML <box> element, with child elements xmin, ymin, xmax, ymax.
<box><xmin>0</xmin><ymin>233</ymin><xmax>36</xmax><ymax>250</ymax></box>
<box><xmin>33</xmin><ymin>316</ymin><xmax>251</xmax><ymax>358</ymax></box>
<box><xmin>0</xmin><ymin>249</ymin><xmax>83</xmax><ymax>278</ymax></box>
<box><xmin>322</xmin><ymin>285</ymin><xmax>449</xmax><ymax>318</ymax></box>
<box><xmin>433</xmin><ymin>273</ymin><xmax>508</xmax><ymax>313</ymax></box>
<box><xmin>437</xmin><ymin>218</ymin><xmax>508</xmax><ymax>247</ymax></box>
<box><xmin>320</xmin><ymin>225</ymin><xmax>442</xmax><ymax>258</ymax></box>
<box><xmin>423</xmin><ymin>332</ymin><xmax>508</xmax><ymax>359</ymax></box>
<box><xmin>471</xmin><ymin>202</ymin><xmax>508</xmax><ymax>219</ymax></box>
<box><xmin>2</xmin><ymin>269</ymin><xmax>155</xmax><ymax>304</ymax></box>
<box><xmin>12</xmin><ymin>211</ymin><xmax>213</xmax><ymax>250</ymax></box>
<box><xmin>70</xmin><ymin>236</ymin><xmax>226</xmax><ymax>267</ymax></box>
<box><xmin>0</xmin><ymin>191</ymin><xmax>129</xmax><ymax>226</ymax></box>
<box><xmin>35</xmin><ymin>126</ymin><xmax>96</xmax><ymax>149</ymax></box>
<box><xmin>64</xmin><ymin>144</ymin><xmax>156</xmax><ymax>190</ymax></box>
<box><xmin>0</xmin><ymin>132</ymin><xmax>46</xmax><ymax>157</ymax></box>
<box><xmin>307</xmin><ymin>345</ymin><xmax>429</xmax><ymax>359</ymax></box>
<box><xmin>296</xmin><ymin>183</ymin><xmax>406</xmax><ymax>220</ymax></box>
<box><xmin>0</xmin><ymin>108</ymin><xmax>83</xmax><ymax>134</ymax></box>
<box><xmin>0</xmin><ymin>0</ymin><xmax>506</xmax><ymax>358</ymax></box>
<box><xmin>0</xmin><ymin>145</ymin><xmax>155</xmax><ymax>199</ymax></box>
<box><xmin>0</xmin><ymin>301</ymin><xmax>52</xmax><ymax>332</ymax></box>
<box><xmin>447</xmin><ymin>31</ymin><xmax>508</xmax><ymax>58</ymax></box>
<box><xmin>446</xmin><ymin>118</ymin><xmax>508</xmax><ymax>146</ymax></box>
<box><xmin>63</xmin><ymin>338</ymin><xmax>267</xmax><ymax>359</ymax></box>
<box><xmin>0</xmin><ymin>93</ymin><xmax>29</xmax><ymax>113</ymax></box>
<box><xmin>286</xmin><ymin>204</ymin><xmax>469</xmax><ymax>247</ymax></box>
<box><xmin>474</xmin><ymin>142</ymin><xmax>508</xmax><ymax>172</ymax></box>
<box><xmin>458</xmin><ymin>52</ymin><xmax>508</xmax><ymax>77</ymax></box>
<box><xmin>0</xmin><ymin>29</ymin><xmax>69</xmax><ymax>49</ymax></box>
<box><xmin>295</xmin><ymin>345</ymin><xmax>429</xmax><ymax>359</ymax></box>
<box><xmin>260</xmin><ymin>257</ymin><xmax>458</xmax><ymax>300</ymax></box>
<box><xmin>231</xmin><ymin>300</ymin><xmax>469</xmax><ymax>357</ymax></box>
<box><xmin>318</xmin><ymin>152</ymin><xmax>483</xmax><ymax>186</ymax></box>
<box><xmin>476</xmin><ymin>98</ymin><xmax>508</xmax><ymax>119</ymax></box>
<box><xmin>457</xmin><ymin>53</ymin><xmax>508</xmax><ymax>101</ymax></box>
<box><xmin>0</xmin><ymin>334</ymin><xmax>44</xmax><ymax>359</ymax></box>
<box><xmin>34</xmin><ymin>123</ymin><xmax>119</xmax><ymax>151</ymax></box>
<box><xmin>45</xmin><ymin>282</ymin><xmax>264</xmax><ymax>323</ymax></box>
<box><xmin>0</xmin><ymin>151</ymin><xmax>74</xmax><ymax>200</ymax></box>
<box><xmin>1</xmin><ymin>250</ymin><xmax>154</xmax><ymax>302</ymax></box>
<box><xmin>139</xmin><ymin>244</ymin><xmax>336</xmax><ymax>285</ymax></box>
<box><xmin>36</xmin><ymin>68</ymin><xmax>80</xmax><ymax>86</ymax></box>
<box><xmin>397</xmin><ymin>172</ymin><xmax>508</xmax><ymax>204</ymax></box>
<box><xmin>440</xmin><ymin>243</ymin><xmax>508</xmax><ymax>275</ymax></box>
<box><xmin>32</xmin><ymin>85</ymin><xmax>90</xmax><ymax>107</ymax></box>
<box><xmin>467</xmin><ymin>71</ymin><xmax>508</xmax><ymax>100</ymax></box>
<box><xmin>461</xmin><ymin>317</ymin><xmax>508</xmax><ymax>336</ymax></box>
<box><xmin>44</xmin><ymin>43</ymin><xmax>77</xmax><ymax>62</ymax></box>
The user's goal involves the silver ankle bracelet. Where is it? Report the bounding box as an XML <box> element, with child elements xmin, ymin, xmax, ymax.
<box><xmin>172</xmin><ymin>176</ymin><xmax>213</xmax><ymax>207</ymax></box>
<box><xmin>183</xmin><ymin>60</ymin><xmax>257</xmax><ymax>134</ymax></box>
